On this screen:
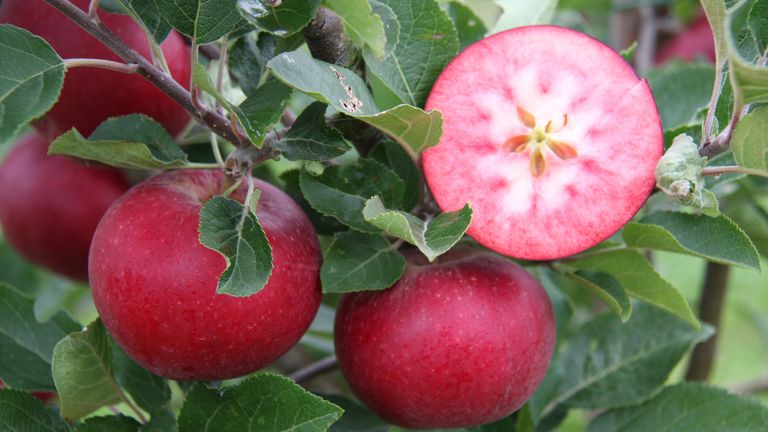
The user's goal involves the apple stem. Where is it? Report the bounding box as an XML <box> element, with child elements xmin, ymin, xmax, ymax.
<box><xmin>215</xmin><ymin>38</ymin><xmax>229</xmax><ymax>99</ymax></box>
<box><xmin>701</xmin><ymin>48</ymin><xmax>768</xmax><ymax>158</ymax></box>
<box><xmin>288</xmin><ymin>355</ymin><xmax>338</xmax><ymax>384</ymax></box>
<box><xmin>87</xmin><ymin>0</ymin><xmax>100</xmax><ymax>20</ymax></box>
<box><xmin>179</xmin><ymin>162</ymin><xmax>224</xmax><ymax>170</ymax></box>
<box><xmin>702</xmin><ymin>165</ymin><xmax>768</xmax><ymax>178</ymax></box>
<box><xmin>210</xmin><ymin>133</ymin><xmax>226</xmax><ymax>167</ymax></box>
<box><xmin>43</xmin><ymin>0</ymin><xmax>256</xmax><ymax>151</ymax></box>
<box><xmin>701</xmin><ymin>66</ymin><xmax>727</xmax><ymax>148</ymax></box>
<box><xmin>63</xmin><ymin>58</ymin><xmax>138</xmax><ymax>74</ymax></box>
<box><xmin>121</xmin><ymin>392</ymin><xmax>148</xmax><ymax>424</ymax></box>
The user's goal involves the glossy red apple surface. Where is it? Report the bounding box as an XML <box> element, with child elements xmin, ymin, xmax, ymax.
<box><xmin>89</xmin><ymin>170</ymin><xmax>322</xmax><ymax>380</ymax></box>
<box><xmin>0</xmin><ymin>0</ymin><xmax>191</xmax><ymax>138</ymax></box>
<box><xmin>0</xmin><ymin>132</ymin><xmax>129</xmax><ymax>280</ymax></box>
<box><xmin>423</xmin><ymin>26</ymin><xmax>663</xmax><ymax>260</ymax></box>
<box><xmin>334</xmin><ymin>248</ymin><xmax>556</xmax><ymax>429</ymax></box>
<box><xmin>0</xmin><ymin>379</ymin><xmax>56</xmax><ymax>404</ymax></box>
<box><xmin>656</xmin><ymin>15</ymin><xmax>716</xmax><ymax>64</ymax></box>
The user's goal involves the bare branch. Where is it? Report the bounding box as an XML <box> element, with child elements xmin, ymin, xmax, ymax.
<box><xmin>304</xmin><ymin>7</ymin><xmax>356</xmax><ymax>66</ymax></box>
<box><xmin>288</xmin><ymin>356</ymin><xmax>338</xmax><ymax>384</ymax></box>
<box><xmin>686</xmin><ymin>262</ymin><xmax>730</xmax><ymax>381</ymax></box>
<box><xmin>43</xmin><ymin>0</ymin><xmax>250</xmax><ymax>149</ymax></box>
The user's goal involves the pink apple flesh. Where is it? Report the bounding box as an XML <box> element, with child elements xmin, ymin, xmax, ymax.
<box><xmin>334</xmin><ymin>248</ymin><xmax>556</xmax><ymax>429</ymax></box>
<box><xmin>0</xmin><ymin>132</ymin><xmax>129</xmax><ymax>280</ymax></box>
<box><xmin>423</xmin><ymin>25</ymin><xmax>663</xmax><ymax>260</ymax></box>
<box><xmin>89</xmin><ymin>170</ymin><xmax>322</xmax><ymax>380</ymax></box>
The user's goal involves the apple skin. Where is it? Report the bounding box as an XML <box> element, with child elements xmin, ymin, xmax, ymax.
<box><xmin>0</xmin><ymin>132</ymin><xmax>130</xmax><ymax>280</ymax></box>
<box><xmin>656</xmin><ymin>15</ymin><xmax>715</xmax><ymax>64</ymax></box>
<box><xmin>0</xmin><ymin>379</ymin><xmax>56</xmax><ymax>404</ymax></box>
<box><xmin>334</xmin><ymin>248</ymin><xmax>556</xmax><ymax>429</ymax></box>
<box><xmin>89</xmin><ymin>170</ymin><xmax>322</xmax><ymax>380</ymax></box>
<box><xmin>0</xmin><ymin>0</ymin><xmax>191</xmax><ymax>138</ymax></box>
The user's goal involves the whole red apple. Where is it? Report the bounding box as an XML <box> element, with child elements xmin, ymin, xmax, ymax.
<box><xmin>334</xmin><ymin>248</ymin><xmax>556</xmax><ymax>429</ymax></box>
<box><xmin>89</xmin><ymin>170</ymin><xmax>322</xmax><ymax>380</ymax></box>
<box><xmin>656</xmin><ymin>15</ymin><xmax>716</xmax><ymax>64</ymax></box>
<box><xmin>0</xmin><ymin>132</ymin><xmax>129</xmax><ymax>280</ymax></box>
<box><xmin>0</xmin><ymin>0</ymin><xmax>191</xmax><ymax>138</ymax></box>
<box><xmin>423</xmin><ymin>26</ymin><xmax>662</xmax><ymax>260</ymax></box>
<box><xmin>0</xmin><ymin>379</ymin><xmax>56</xmax><ymax>404</ymax></box>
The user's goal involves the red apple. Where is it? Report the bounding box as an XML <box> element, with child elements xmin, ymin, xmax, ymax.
<box><xmin>334</xmin><ymin>248</ymin><xmax>556</xmax><ymax>429</ymax></box>
<box><xmin>0</xmin><ymin>132</ymin><xmax>129</xmax><ymax>280</ymax></box>
<box><xmin>423</xmin><ymin>26</ymin><xmax>663</xmax><ymax>260</ymax></box>
<box><xmin>89</xmin><ymin>170</ymin><xmax>322</xmax><ymax>380</ymax></box>
<box><xmin>0</xmin><ymin>0</ymin><xmax>191</xmax><ymax>138</ymax></box>
<box><xmin>0</xmin><ymin>379</ymin><xmax>56</xmax><ymax>404</ymax></box>
<box><xmin>656</xmin><ymin>15</ymin><xmax>716</xmax><ymax>65</ymax></box>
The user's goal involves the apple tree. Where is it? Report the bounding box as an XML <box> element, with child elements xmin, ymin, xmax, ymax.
<box><xmin>0</xmin><ymin>0</ymin><xmax>767</xmax><ymax>430</ymax></box>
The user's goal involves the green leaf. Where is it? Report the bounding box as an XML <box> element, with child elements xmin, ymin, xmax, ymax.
<box><xmin>362</xmin><ymin>103</ymin><xmax>443</xmax><ymax>156</ymax></box>
<box><xmin>568</xmin><ymin>250</ymin><xmax>698</xmax><ymax>327</ymax></box>
<box><xmin>491</xmin><ymin>0</ymin><xmax>558</xmax><ymax>33</ymax></box>
<box><xmin>143</xmin><ymin>409</ymin><xmax>177</xmax><ymax>432</ymax></box>
<box><xmin>369</xmin><ymin>140</ymin><xmax>421</xmax><ymax>210</ymax></box>
<box><xmin>198</xmin><ymin>196</ymin><xmax>273</xmax><ymax>297</ymax></box>
<box><xmin>178</xmin><ymin>373</ymin><xmax>343</xmax><ymax>432</ymax></box>
<box><xmin>112</xmin><ymin>0</ymin><xmax>172</xmax><ymax>42</ymax></box>
<box><xmin>111</xmin><ymin>342</ymin><xmax>170</xmax><ymax>414</ymax></box>
<box><xmin>447</xmin><ymin>2</ymin><xmax>488</xmax><ymax>50</ymax></box>
<box><xmin>619</xmin><ymin>41</ymin><xmax>638</xmax><ymax>62</ymax></box>
<box><xmin>155</xmin><ymin>0</ymin><xmax>248</xmax><ymax>43</ymax></box>
<box><xmin>536</xmin><ymin>304</ymin><xmax>712</xmax><ymax>418</ymax></box>
<box><xmin>237</xmin><ymin>0</ymin><xmax>321</xmax><ymax>37</ymax></box>
<box><xmin>193</xmin><ymin>65</ymin><xmax>292</xmax><ymax>148</ymax></box>
<box><xmin>0</xmin><ymin>389</ymin><xmax>71</xmax><ymax>432</ymax></box>
<box><xmin>588</xmin><ymin>383</ymin><xmax>768</xmax><ymax>432</ymax></box>
<box><xmin>732</xmin><ymin>106</ymin><xmax>768</xmax><ymax>174</ymax></box>
<box><xmin>362</xmin><ymin>0</ymin><xmax>458</xmax><ymax>107</ymax></box>
<box><xmin>655</xmin><ymin>134</ymin><xmax>720</xmax><ymax>216</ymax></box>
<box><xmin>325</xmin><ymin>394</ymin><xmax>388</xmax><ymax>432</ymax></box>
<box><xmin>325</xmin><ymin>0</ymin><xmax>387</xmax><ymax>58</ymax></box>
<box><xmin>700</xmin><ymin>0</ymin><xmax>728</xmax><ymax>65</ymax></box>
<box><xmin>229</xmin><ymin>33</ymin><xmax>279</xmax><ymax>95</ymax></box>
<box><xmin>362</xmin><ymin>196</ymin><xmax>472</xmax><ymax>261</ymax></box>
<box><xmin>48</xmin><ymin>115</ymin><xmax>190</xmax><ymax>169</ymax></box>
<box><xmin>0</xmin><ymin>242</ymin><xmax>39</xmax><ymax>294</ymax></box>
<box><xmin>646</xmin><ymin>62</ymin><xmax>715</xmax><ymax>131</ymax></box>
<box><xmin>321</xmin><ymin>231</ymin><xmax>405</xmax><ymax>293</ymax></box>
<box><xmin>268</xmin><ymin>51</ymin><xmax>443</xmax><ymax>155</ymax></box>
<box><xmin>369</xmin><ymin>0</ymin><xmax>400</xmax><ymax>57</ymax></box>
<box><xmin>565</xmin><ymin>270</ymin><xmax>631</xmax><ymax>322</ymax></box>
<box><xmin>0</xmin><ymin>283</ymin><xmax>80</xmax><ymax>391</ymax></box>
<box><xmin>726</xmin><ymin>191</ymin><xmax>768</xmax><ymax>257</ymax></box>
<box><xmin>273</xmin><ymin>102</ymin><xmax>351</xmax><ymax>161</ymax></box>
<box><xmin>622</xmin><ymin>211</ymin><xmax>761</xmax><ymax>270</ymax></box>
<box><xmin>74</xmin><ymin>415</ymin><xmax>141</xmax><ymax>432</ymax></box>
<box><xmin>52</xmin><ymin>320</ymin><xmax>123</xmax><ymax>421</ymax></box>
<box><xmin>0</xmin><ymin>24</ymin><xmax>65</xmax><ymax>143</ymax></box>
<box><xmin>746</xmin><ymin>0</ymin><xmax>768</xmax><ymax>57</ymax></box>
<box><xmin>299</xmin><ymin>159</ymin><xmax>405</xmax><ymax>232</ymax></box>
<box><xmin>716</xmin><ymin>0</ymin><xmax>768</xmax><ymax>105</ymax></box>
<box><xmin>236</xmin><ymin>78</ymin><xmax>293</xmax><ymax>147</ymax></box>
